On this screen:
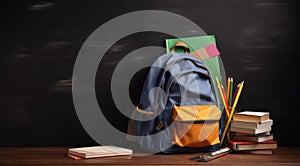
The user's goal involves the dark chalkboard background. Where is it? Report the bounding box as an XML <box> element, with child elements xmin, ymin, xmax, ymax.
<box><xmin>1</xmin><ymin>0</ymin><xmax>299</xmax><ymax>146</ymax></box>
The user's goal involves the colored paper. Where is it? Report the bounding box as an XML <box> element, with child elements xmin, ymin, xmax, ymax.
<box><xmin>204</xmin><ymin>44</ymin><xmax>220</xmax><ymax>58</ymax></box>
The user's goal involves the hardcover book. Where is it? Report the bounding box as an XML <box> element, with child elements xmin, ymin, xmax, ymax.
<box><xmin>230</xmin><ymin>126</ymin><xmax>272</xmax><ymax>135</ymax></box>
<box><xmin>232</xmin><ymin>133</ymin><xmax>273</xmax><ymax>143</ymax></box>
<box><xmin>229</xmin><ymin>140</ymin><xmax>277</xmax><ymax>151</ymax></box>
<box><xmin>231</xmin><ymin>119</ymin><xmax>273</xmax><ymax>129</ymax></box>
<box><xmin>232</xmin><ymin>149</ymin><xmax>273</xmax><ymax>155</ymax></box>
<box><xmin>233</xmin><ymin>111</ymin><xmax>270</xmax><ymax>123</ymax></box>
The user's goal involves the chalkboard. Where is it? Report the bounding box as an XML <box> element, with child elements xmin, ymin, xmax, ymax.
<box><xmin>0</xmin><ymin>0</ymin><xmax>299</xmax><ymax>146</ymax></box>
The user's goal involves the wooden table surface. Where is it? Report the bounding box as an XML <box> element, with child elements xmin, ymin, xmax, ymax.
<box><xmin>1</xmin><ymin>146</ymin><xmax>300</xmax><ymax>165</ymax></box>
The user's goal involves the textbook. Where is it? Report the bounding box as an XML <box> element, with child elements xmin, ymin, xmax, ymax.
<box><xmin>232</xmin><ymin>149</ymin><xmax>273</xmax><ymax>155</ymax></box>
<box><xmin>67</xmin><ymin>145</ymin><xmax>133</xmax><ymax>159</ymax></box>
<box><xmin>230</xmin><ymin>125</ymin><xmax>271</xmax><ymax>135</ymax></box>
<box><xmin>231</xmin><ymin>119</ymin><xmax>273</xmax><ymax>129</ymax></box>
<box><xmin>233</xmin><ymin>111</ymin><xmax>270</xmax><ymax>123</ymax></box>
<box><xmin>232</xmin><ymin>133</ymin><xmax>273</xmax><ymax>143</ymax></box>
<box><xmin>228</xmin><ymin>140</ymin><xmax>277</xmax><ymax>151</ymax></box>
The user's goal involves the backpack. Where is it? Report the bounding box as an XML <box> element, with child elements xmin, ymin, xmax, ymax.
<box><xmin>127</xmin><ymin>52</ymin><xmax>224</xmax><ymax>153</ymax></box>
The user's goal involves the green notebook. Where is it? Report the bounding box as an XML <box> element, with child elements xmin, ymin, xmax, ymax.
<box><xmin>165</xmin><ymin>35</ymin><xmax>226</xmax><ymax>109</ymax></box>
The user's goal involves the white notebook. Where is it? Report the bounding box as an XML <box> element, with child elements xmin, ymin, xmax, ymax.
<box><xmin>68</xmin><ymin>145</ymin><xmax>133</xmax><ymax>159</ymax></box>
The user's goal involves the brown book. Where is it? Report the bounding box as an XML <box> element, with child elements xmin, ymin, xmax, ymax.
<box><xmin>229</xmin><ymin>140</ymin><xmax>277</xmax><ymax>151</ymax></box>
<box><xmin>233</xmin><ymin>149</ymin><xmax>273</xmax><ymax>155</ymax></box>
<box><xmin>233</xmin><ymin>111</ymin><xmax>270</xmax><ymax>123</ymax></box>
<box><xmin>235</xmin><ymin>131</ymin><xmax>270</xmax><ymax>136</ymax></box>
<box><xmin>232</xmin><ymin>133</ymin><xmax>273</xmax><ymax>143</ymax></box>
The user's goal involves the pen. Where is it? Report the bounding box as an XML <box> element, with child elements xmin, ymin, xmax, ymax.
<box><xmin>189</xmin><ymin>147</ymin><xmax>232</xmax><ymax>162</ymax></box>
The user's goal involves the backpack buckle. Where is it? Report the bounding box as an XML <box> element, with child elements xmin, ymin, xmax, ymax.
<box><xmin>155</xmin><ymin>121</ymin><xmax>164</xmax><ymax>130</ymax></box>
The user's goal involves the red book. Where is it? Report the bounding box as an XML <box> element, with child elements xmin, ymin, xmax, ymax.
<box><xmin>229</xmin><ymin>140</ymin><xmax>277</xmax><ymax>151</ymax></box>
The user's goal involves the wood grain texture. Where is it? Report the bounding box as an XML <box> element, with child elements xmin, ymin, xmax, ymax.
<box><xmin>0</xmin><ymin>147</ymin><xmax>300</xmax><ymax>165</ymax></box>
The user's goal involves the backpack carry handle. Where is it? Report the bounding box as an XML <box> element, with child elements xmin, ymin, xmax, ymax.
<box><xmin>170</xmin><ymin>41</ymin><xmax>190</xmax><ymax>54</ymax></box>
<box><xmin>170</xmin><ymin>41</ymin><xmax>203</xmax><ymax>60</ymax></box>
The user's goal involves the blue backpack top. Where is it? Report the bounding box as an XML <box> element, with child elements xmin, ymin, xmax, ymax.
<box><xmin>127</xmin><ymin>52</ymin><xmax>224</xmax><ymax>153</ymax></box>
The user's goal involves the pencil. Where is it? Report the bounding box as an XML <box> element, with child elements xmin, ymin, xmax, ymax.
<box><xmin>67</xmin><ymin>153</ymin><xmax>83</xmax><ymax>160</ymax></box>
<box><xmin>221</xmin><ymin>85</ymin><xmax>228</xmax><ymax>105</ymax></box>
<box><xmin>226</xmin><ymin>77</ymin><xmax>230</xmax><ymax>105</ymax></box>
<box><xmin>215</xmin><ymin>77</ymin><xmax>230</xmax><ymax>118</ymax></box>
<box><xmin>232</xmin><ymin>81</ymin><xmax>244</xmax><ymax>109</ymax></box>
<box><xmin>228</xmin><ymin>77</ymin><xmax>233</xmax><ymax>107</ymax></box>
<box><xmin>220</xmin><ymin>107</ymin><xmax>236</xmax><ymax>146</ymax></box>
<box><xmin>220</xmin><ymin>81</ymin><xmax>244</xmax><ymax>146</ymax></box>
<box><xmin>231</xmin><ymin>83</ymin><xmax>240</xmax><ymax>106</ymax></box>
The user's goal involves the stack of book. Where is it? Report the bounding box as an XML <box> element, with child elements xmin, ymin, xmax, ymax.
<box><xmin>228</xmin><ymin>111</ymin><xmax>277</xmax><ymax>155</ymax></box>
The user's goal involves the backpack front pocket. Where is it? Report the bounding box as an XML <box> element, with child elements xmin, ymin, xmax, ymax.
<box><xmin>171</xmin><ymin>105</ymin><xmax>221</xmax><ymax>147</ymax></box>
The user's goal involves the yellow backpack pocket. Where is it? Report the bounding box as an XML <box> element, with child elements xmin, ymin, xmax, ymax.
<box><xmin>171</xmin><ymin>105</ymin><xmax>221</xmax><ymax>147</ymax></box>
